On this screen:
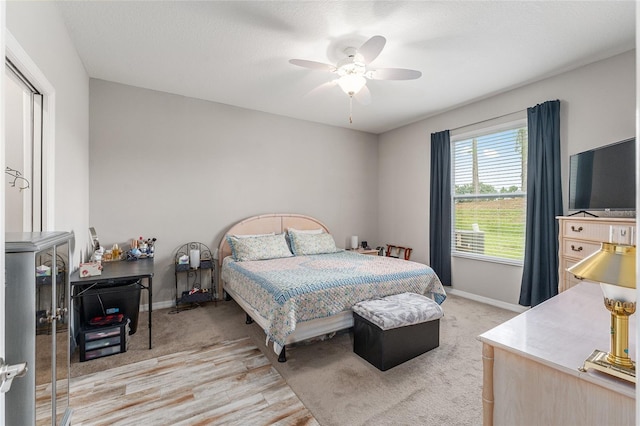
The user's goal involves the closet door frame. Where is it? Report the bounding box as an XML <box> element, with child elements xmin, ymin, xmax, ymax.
<box><xmin>5</xmin><ymin>59</ymin><xmax>41</xmax><ymax>232</ymax></box>
<box><xmin>5</xmin><ymin>31</ymin><xmax>56</xmax><ymax>232</ymax></box>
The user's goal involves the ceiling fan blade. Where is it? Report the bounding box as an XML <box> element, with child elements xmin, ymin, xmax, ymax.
<box><xmin>289</xmin><ymin>59</ymin><xmax>336</xmax><ymax>72</ymax></box>
<box><xmin>358</xmin><ymin>35</ymin><xmax>386</xmax><ymax>64</ymax></box>
<box><xmin>353</xmin><ymin>85</ymin><xmax>372</xmax><ymax>105</ymax></box>
<box><xmin>305</xmin><ymin>80</ymin><xmax>338</xmax><ymax>97</ymax></box>
<box><xmin>369</xmin><ymin>68</ymin><xmax>422</xmax><ymax>80</ymax></box>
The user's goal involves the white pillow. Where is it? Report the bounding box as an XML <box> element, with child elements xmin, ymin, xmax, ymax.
<box><xmin>289</xmin><ymin>232</ymin><xmax>340</xmax><ymax>256</ymax></box>
<box><xmin>287</xmin><ymin>227</ymin><xmax>324</xmax><ymax>234</ymax></box>
<box><xmin>232</xmin><ymin>232</ymin><xmax>275</xmax><ymax>239</ymax></box>
<box><xmin>226</xmin><ymin>233</ymin><xmax>292</xmax><ymax>261</ymax></box>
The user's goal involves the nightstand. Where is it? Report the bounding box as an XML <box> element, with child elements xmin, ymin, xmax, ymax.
<box><xmin>350</xmin><ymin>248</ymin><xmax>379</xmax><ymax>256</ymax></box>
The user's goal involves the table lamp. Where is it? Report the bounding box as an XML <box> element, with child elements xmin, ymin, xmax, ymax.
<box><xmin>567</xmin><ymin>242</ymin><xmax>636</xmax><ymax>382</ymax></box>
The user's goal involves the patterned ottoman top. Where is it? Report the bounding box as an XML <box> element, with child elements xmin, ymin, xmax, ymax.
<box><xmin>353</xmin><ymin>292</ymin><xmax>444</xmax><ymax>330</ymax></box>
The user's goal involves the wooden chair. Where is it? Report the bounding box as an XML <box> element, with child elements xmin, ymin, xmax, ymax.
<box><xmin>386</xmin><ymin>244</ymin><xmax>412</xmax><ymax>260</ymax></box>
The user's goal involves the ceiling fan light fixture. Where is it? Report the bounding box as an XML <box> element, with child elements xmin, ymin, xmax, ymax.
<box><xmin>336</xmin><ymin>57</ymin><xmax>366</xmax><ymax>77</ymax></box>
<box><xmin>337</xmin><ymin>74</ymin><xmax>366</xmax><ymax>96</ymax></box>
<box><xmin>289</xmin><ymin>35</ymin><xmax>421</xmax><ymax>123</ymax></box>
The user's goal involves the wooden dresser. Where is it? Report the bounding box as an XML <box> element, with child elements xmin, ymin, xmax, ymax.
<box><xmin>557</xmin><ymin>216</ymin><xmax>635</xmax><ymax>293</ymax></box>
<box><xmin>479</xmin><ymin>282</ymin><xmax>635</xmax><ymax>426</ymax></box>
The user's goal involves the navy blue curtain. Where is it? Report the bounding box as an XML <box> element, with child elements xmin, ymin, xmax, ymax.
<box><xmin>430</xmin><ymin>130</ymin><xmax>452</xmax><ymax>286</ymax></box>
<box><xmin>519</xmin><ymin>100</ymin><xmax>563</xmax><ymax>307</ymax></box>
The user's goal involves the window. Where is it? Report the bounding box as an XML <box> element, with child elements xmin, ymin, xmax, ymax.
<box><xmin>451</xmin><ymin>120</ymin><xmax>528</xmax><ymax>264</ymax></box>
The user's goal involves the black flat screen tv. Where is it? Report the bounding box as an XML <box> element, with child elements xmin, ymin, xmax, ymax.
<box><xmin>568</xmin><ymin>138</ymin><xmax>636</xmax><ymax>214</ymax></box>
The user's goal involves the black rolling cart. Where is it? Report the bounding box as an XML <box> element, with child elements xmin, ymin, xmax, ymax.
<box><xmin>79</xmin><ymin>317</ymin><xmax>130</xmax><ymax>362</ymax></box>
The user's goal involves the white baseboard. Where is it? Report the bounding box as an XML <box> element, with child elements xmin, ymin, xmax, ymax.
<box><xmin>446</xmin><ymin>288</ymin><xmax>529</xmax><ymax>313</ymax></box>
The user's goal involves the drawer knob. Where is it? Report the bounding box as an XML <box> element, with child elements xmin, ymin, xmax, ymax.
<box><xmin>571</xmin><ymin>225</ymin><xmax>583</xmax><ymax>232</ymax></box>
<box><xmin>571</xmin><ymin>245</ymin><xmax>583</xmax><ymax>252</ymax></box>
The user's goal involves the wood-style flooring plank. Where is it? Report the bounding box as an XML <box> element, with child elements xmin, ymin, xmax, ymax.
<box><xmin>36</xmin><ymin>337</ymin><xmax>319</xmax><ymax>426</ymax></box>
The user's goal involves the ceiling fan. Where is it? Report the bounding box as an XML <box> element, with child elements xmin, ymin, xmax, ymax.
<box><xmin>289</xmin><ymin>35</ymin><xmax>422</xmax><ymax>122</ymax></box>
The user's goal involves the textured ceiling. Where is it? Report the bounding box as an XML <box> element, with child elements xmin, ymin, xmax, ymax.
<box><xmin>56</xmin><ymin>1</ymin><xmax>635</xmax><ymax>134</ymax></box>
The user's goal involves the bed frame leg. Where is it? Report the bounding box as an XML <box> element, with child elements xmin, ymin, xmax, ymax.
<box><xmin>278</xmin><ymin>345</ymin><xmax>287</xmax><ymax>363</ymax></box>
<box><xmin>224</xmin><ymin>291</ymin><xmax>232</xmax><ymax>302</ymax></box>
<box><xmin>245</xmin><ymin>314</ymin><xmax>253</xmax><ymax>324</ymax></box>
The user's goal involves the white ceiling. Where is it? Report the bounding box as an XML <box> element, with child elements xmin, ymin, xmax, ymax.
<box><xmin>56</xmin><ymin>1</ymin><xmax>635</xmax><ymax>134</ymax></box>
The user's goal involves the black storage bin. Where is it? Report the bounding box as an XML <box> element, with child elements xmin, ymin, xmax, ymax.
<box><xmin>353</xmin><ymin>313</ymin><xmax>440</xmax><ymax>371</ymax></box>
<box><xmin>81</xmin><ymin>279</ymin><xmax>141</xmax><ymax>334</ymax></box>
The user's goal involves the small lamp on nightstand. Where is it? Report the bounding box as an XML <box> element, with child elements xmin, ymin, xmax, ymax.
<box><xmin>568</xmin><ymin>242</ymin><xmax>636</xmax><ymax>382</ymax></box>
<box><xmin>350</xmin><ymin>236</ymin><xmax>359</xmax><ymax>250</ymax></box>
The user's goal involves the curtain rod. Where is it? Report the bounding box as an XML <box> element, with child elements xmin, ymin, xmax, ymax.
<box><xmin>449</xmin><ymin>109</ymin><xmax>525</xmax><ymax>132</ymax></box>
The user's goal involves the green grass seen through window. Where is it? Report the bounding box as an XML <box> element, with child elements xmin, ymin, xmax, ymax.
<box><xmin>454</xmin><ymin>197</ymin><xmax>526</xmax><ymax>260</ymax></box>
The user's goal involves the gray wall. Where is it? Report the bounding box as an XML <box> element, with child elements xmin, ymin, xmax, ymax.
<box><xmin>5</xmin><ymin>1</ymin><xmax>635</xmax><ymax>310</ymax></box>
<box><xmin>7</xmin><ymin>2</ymin><xmax>91</xmax><ymax>264</ymax></box>
<box><xmin>89</xmin><ymin>80</ymin><xmax>379</xmax><ymax>305</ymax></box>
<box><xmin>378</xmin><ymin>50</ymin><xmax>636</xmax><ymax>308</ymax></box>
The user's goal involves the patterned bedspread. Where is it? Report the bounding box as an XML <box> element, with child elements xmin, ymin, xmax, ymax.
<box><xmin>221</xmin><ymin>250</ymin><xmax>446</xmax><ymax>346</ymax></box>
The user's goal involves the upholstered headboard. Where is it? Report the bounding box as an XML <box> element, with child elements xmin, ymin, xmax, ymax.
<box><xmin>217</xmin><ymin>213</ymin><xmax>330</xmax><ymax>268</ymax></box>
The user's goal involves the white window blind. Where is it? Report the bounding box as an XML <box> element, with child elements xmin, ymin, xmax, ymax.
<box><xmin>451</xmin><ymin>120</ymin><xmax>528</xmax><ymax>263</ymax></box>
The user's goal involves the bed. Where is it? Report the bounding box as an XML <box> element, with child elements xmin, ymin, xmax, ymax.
<box><xmin>218</xmin><ymin>213</ymin><xmax>446</xmax><ymax>362</ymax></box>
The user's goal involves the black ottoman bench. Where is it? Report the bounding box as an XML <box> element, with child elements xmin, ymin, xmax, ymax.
<box><xmin>352</xmin><ymin>292</ymin><xmax>444</xmax><ymax>371</ymax></box>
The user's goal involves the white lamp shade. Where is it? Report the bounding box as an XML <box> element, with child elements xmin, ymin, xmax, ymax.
<box><xmin>600</xmin><ymin>282</ymin><xmax>636</xmax><ymax>303</ymax></box>
<box><xmin>337</xmin><ymin>75</ymin><xmax>366</xmax><ymax>95</ymax></box>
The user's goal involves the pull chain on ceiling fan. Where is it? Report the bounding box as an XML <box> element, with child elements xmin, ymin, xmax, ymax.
<box><xmin>289</xmin><ymin>35</ymin><xmax>422</xmax><ymax>123</ymax></box>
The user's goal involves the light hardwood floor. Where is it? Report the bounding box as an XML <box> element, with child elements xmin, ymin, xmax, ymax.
<box><xmin>37</xmin><ymin>337</ymin><xmax>318</xmax><ymax>425</ymax></box>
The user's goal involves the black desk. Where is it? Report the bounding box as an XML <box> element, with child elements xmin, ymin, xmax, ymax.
<box><xmin>71</xmin><ymin>258</ymin><xmax>154</xmax><ymax>349</ymax></box>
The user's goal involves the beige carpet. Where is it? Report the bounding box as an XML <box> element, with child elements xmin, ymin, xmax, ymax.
<box><xmin>252</xmin><ymin>294</ymin><xmax>518</xmax><ymax>425</ymax></box>
<box><xmin>70</xmin><ymin>294</ymin><xmax>517</xmax><ymax>425</ymax></box>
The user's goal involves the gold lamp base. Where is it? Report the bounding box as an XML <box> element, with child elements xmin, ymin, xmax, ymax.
<box><xmin>580</xmin><ymin>349</ymin><xmax>636</xmax><ymax>383</ymax></box>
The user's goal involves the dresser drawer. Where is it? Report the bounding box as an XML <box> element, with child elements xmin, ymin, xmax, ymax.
<box><xmin>562</xmin><ymin>221</ymin><xmax>611</xmax><ymax>242</ymax></box>
<box><xmin>562</xmin><ymin>239</ymin><xmax>601</xmax><ymax>260</ymax></box>
<box><xmin>561</xmin><ymin>258</ymin><xmax>585</xmax><ymax>292</ymax></box>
